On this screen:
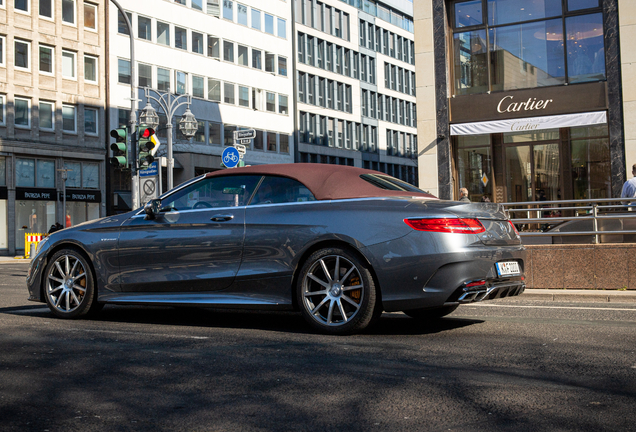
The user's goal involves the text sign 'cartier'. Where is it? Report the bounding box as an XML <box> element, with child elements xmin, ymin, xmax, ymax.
<box><xmin>450</xmin><ymin>82</ymin><xmax>607</xmax><ymax>124</ymax></box>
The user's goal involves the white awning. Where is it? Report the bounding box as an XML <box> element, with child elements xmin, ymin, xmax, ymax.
<box><xmin>450</xmin><ymin>111</ymin><xmax>607</xmax><ymax>136</ymax></box>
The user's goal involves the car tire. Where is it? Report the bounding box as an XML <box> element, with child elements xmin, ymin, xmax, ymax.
<box><xmin>403</xmin><ymin>304</ymin><xmax>459</xmax><ymax>320</ymax></box>
<box><xmin>43</xmin><ymin>247</ymin><xmax>100</xmax><ymax>319</ymax></box>
<box><xmin>297</xmin><ymin>247</ymin><xmax>377</xmax><ymax>335</ymax></box>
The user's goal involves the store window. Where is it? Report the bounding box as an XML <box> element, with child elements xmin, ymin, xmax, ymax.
<box><xmin>570</xmin><ymin>125</ymin><xmax>610</xmax><ymax>199</ymax></box>
<box><xmin>451</xmin><ymin>0</ymin><xmax>605</xmax><ymax>95</ymax></box>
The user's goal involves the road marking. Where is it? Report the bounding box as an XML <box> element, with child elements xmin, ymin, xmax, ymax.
<box><xmin>67</xmin><ymin>328</ymin><xmax>210</xmax><ymax>340</ymax></box>
<box><xmin>465</xmin><ymin>304</ymin><xmax>636</xmax><ymax>312</ymax></box>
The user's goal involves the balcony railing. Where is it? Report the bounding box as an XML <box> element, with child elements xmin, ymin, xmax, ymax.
<box><xmin>501</xmin><ymin>197</ymin><xmax>636</xmax><ymax>244</ymax></box>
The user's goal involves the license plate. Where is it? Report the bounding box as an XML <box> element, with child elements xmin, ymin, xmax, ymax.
<box><xmin>496</xmin><ymin>261</ymin><xmax>520</xmax><ymax>277</ymax></box>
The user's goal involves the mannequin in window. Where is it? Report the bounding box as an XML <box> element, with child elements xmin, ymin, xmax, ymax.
<box><xmin>29</xmin><ymin>209</ymin><xmax>38</xmax><ymax>232</ymax></box>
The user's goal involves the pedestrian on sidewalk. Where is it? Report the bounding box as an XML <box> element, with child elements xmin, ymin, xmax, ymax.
<box><xmin>621</xmin><ymin>163</ymin><xmax>636</xmax><ymax>210</ymax></box>
<box><xmin>459</xmin><ymin>187</ymin><xmax>470</xmax><ymax>203</ymax></box>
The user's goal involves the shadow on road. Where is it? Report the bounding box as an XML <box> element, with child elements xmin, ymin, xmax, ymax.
<box><xmin>1</xmin><ymin>303</ymin><xmax>483</xmax><ymax>336</ymax></box>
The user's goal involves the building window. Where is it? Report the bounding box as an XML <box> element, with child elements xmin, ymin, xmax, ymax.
<box><xmin>15</xmin><ymin>0</ymin><xmax>28</xmax><ymax>12</ymax></box>
<box><xmin>175</xmin><ymin>71</ymin><xmax>187</xmax><ymax>95</ymax></box>
<box><xmin>82</xmin><ymin>162</ymin><xmax>99</xmax><ymax>188</ymax></box>
<box><xmin>175</xmin><ymin>26</ymin><xmax>187</xmax><ymax>50</ymax></box>
<box><xmin>157</xmin><ymin>21</ymin><xmax>170</xmax><ymax>46</ymax></box>
<box><xmin>117</xmin><ymin>10</ymin><xmax>132</xmax><ymax>34</ymax></box>
<box><xmin>15</xmin><ymin>40</ymin><xmax>30</xmax><ymax>70</ymax></box>
<box><xmin>278</xmin><ymin>18</ymin><xmax>286</xmax><ymax>38</ymax></box>
<box><xmin>65</xmin><ymin>161</ymin><xmax>82</xmax><ymax>188</ymax></box>
<box><xmin>252</xmin><ymin>49</ymin><xmax>262</xmax><ymax>69</ymax></box>
<box><xmin>223</xmin><ymin>0</ymin><xmax>232</xmax><ymax>20</ymax></box>
<box><xmin>278</xmin><ymin>56</ymin><xmax>287</xmax><ymax>76</ymax></box>
<box><xmin>62</xmin><ymin>50</ymin><xmax>76</xmax><ymax>79</ymax></box>
<box><xmin>223</xmin><ymin>41</ymin><xmax>234</xmax><ymax>62</ymax></box>
<box><xmin>279</xmin><ymin>95</ymin><xmax>288</xmax><ymax>115</ymax></box>
<box><xmin>14</xmin><ymin>98</ymin><xmax>30</xmax><ymax>127</ymax></box>
<box><xmin>117</xmin><ymin>59</ymin><xmax>130</xmax><ymax>84</ymax></box>
<box><xmin>0</xmin><ymin>36</ymin><xmax>4</xmax><ymax>67</ymax></box>
<box><xmin>157</xmin><ymin>67</ymin><xmax>170</xmax><ymax>91</ymax></box>
<box><xmin>267</xmin><ymin>132</ymin><xmax>277</xmax><ymax>151</ymax></box>
<box><xmin>189</xmin><ymin>31</ymin><xmax>202</xmax><ymax>54</ymax></box>
<box><xmin>208</xmin><ymin>36</ymin><xmax>220</xmax><ymax>58</ymax></box>
<box><xmin>280</xmin><ymin>134</ymin><xmax>289</xmax><ymax>153</ymax></box>
<box><xmin>265</xmin><ymin>13</ymin><xmax>274</xmax><ymax>35</ymax></box>
<box><xmin>138</xmin><ymin>16</ymin><xmax>151</xmax><ymax>40</ymax></box>
<box><xmin>238</xmin><ymin>45</ymin><xmax>248</xmax><ymax>66</ymax></box>
<box><xmin>192</xmin><ymin>76</ymin><xmax>204</xmax><ymax>98</ymax></box>
<box><xmin>192</xmin><ymin>0</ymin><xmax>203</xmax><ymax>10</ymax></box>
<box><xmin>62</xmin><ymin>0</ymin><xmax>75</xmax><ymax>23</ymax></box>
<box><xmin>84</xmin><ymin>107</ymin><xmax>98</xmax><ymax>135</ymax></box>
<box><xmin>224</xmin><ymin>82</ymin><xmax>235</xmax><ymax>104</ymax></box>
<box><xmin>265</xmin><ymin>53</ymin><xmax>275</xmax><ymax>72</ymax></box>
<box><xmin>138</xmin><ymin>63</ymin><xmax>152</xmax><ymax>87</ymax></box>
<box><xmin>252</xmin><ymin>8</ymin><xmax>261</xmax><ymax>30</ymax></box>
<box><xmin>208</xmin><ymin>78</ymin><xmax>221</xmax><ymax>101</ymax></box>
<box><xmin>84</xmin><ymin>2</ymin><xmax>97</xmax><ymax>30</ymax></box>
<box><xmin>39</xmin><ymin>45</ymin><xmax>54</xmax><ymax>74</ymax></box>
<box><xmin>84</xmin><ymin>55</ymin><xmax>97</xmax><ymax>83</ymax></box>
<box><xmin>452</xmin><ymin>0</ymin><xmax>605</xmax><ymax>94</ymax></box>
<box><xmin>0</xmin><ymin>96</ymin><xmax>6</xmax><ymax>126</ymax></box>
<box><xmin>62</xmin><ymin>105</ymin><xmax>76</xmax><ymax>133</ymax></box>
<box><xmin>208</xmin><ymin>122</ymin><xmax>221</xmax><ymax>145</ymax></box>
<box><xmin>237</xmin><ymin>3</ymin><xmax>247</xmax><ymax>25</ymax></box>
<box><xmin>266</xmin><ymin>92</ymin><xmax>275</xmax><ymax>112</ymax></box>
<box><xmin>238</xmin><ymin>85</ymin><xmax>249</xmax><ymax>107</ymax></box>
<box><xmin>40</xmin><ymin>0</ymin><xmax>52</xmax><ymax>18</ymax></box>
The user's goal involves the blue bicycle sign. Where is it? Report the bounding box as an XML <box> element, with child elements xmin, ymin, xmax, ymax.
<box><xmin>222</xmin><ymin>146</ymin><xmax>241</xmax><ymax>168</ymax></box>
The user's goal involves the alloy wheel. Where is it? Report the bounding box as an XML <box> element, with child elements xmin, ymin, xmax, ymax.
<box><xmin>302</xmin><ymin>255</ymin><xmax>364</xmax><ymax>327</ymax></box>
<box><xmin>46</xmin><ymin>254</ymin><xmax>88</xmax><ymax>313</ymax></box>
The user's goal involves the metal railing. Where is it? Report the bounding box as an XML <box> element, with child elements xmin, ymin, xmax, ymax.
<box><xmin>501</xmin><ymin>197</ymin><xmax>636</xmax><ymax>244</ymax></box>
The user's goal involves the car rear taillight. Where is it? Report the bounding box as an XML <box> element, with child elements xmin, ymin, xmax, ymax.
<box><xmin>404</xmin><ymin>218</ymin><xmax>486</xmax><ymax>234</ymax></box>
<box><xmin>509</xmin><ymin>220</ymin><xmax>520</xmax><ymax>236</ymax></box>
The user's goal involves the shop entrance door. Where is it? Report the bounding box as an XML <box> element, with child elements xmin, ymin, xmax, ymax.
<box><xmin>505</xmin><ymin>143</ymin><xmax>561</xmax><ymax>203</ymax></box>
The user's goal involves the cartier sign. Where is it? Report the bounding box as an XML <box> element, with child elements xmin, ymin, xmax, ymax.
<box><xmin>450</xmin><ymin>82</ymin><xmax>607</xmax><ymax>124</ymax></box>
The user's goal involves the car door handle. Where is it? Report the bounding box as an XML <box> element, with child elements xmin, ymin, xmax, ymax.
<box><xmin>211</xmin><ymin>214</ymin><xmax>234</xmax><ymax>222</ymax></box>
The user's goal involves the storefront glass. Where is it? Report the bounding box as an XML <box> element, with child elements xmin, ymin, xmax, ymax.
<box><xmin>456</xmin><ymin>135</ymin><xmax>492</xmax><ymax>201</ymax></box>
<box><xmin>450</xmin><ymin>0</ymin><xmax>605</xmax><ymax>94</ymax></box>
<box><xmin>16</xmin><ymin>201</ymin><xmax>55</xmax><ymax>249</ymax></box>
<box><xmin>66</xmin><ymin>202</ymin><xmax>99</xmax><ymax>227</ymax></box>
<box><xmin>505</xmin><ymin>146</ymin><xmax>532</xmax><ymax>202</ymax></box>
<box><xmin>570</xmin><ymin>125</ymin><xmax>611</xmax><ymax>199</ymax></box>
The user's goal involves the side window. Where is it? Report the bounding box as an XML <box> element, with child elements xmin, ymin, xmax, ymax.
<box><xmin>161</xmin><ymin>175</ymin><xmax>261</xmax><ymax>211</ymax></box>
<box><xmin>250</xmin><ymin>176</ymin><xmax>316</xmax><ymax>205</ymax></box>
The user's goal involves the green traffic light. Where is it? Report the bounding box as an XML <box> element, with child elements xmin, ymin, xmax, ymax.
<box><xmin>110</xmin><ymin>127</ymin><xmax>129</xmax><ymax>169</ymax></box>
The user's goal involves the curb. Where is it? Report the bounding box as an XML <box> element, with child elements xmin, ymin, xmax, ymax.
<box><xmin>522</xmin><ymin>289</ymin><xmax>636</xmax><ymax>303</ymax></box>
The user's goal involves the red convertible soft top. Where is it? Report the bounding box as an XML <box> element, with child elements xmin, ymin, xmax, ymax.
<box><xmin>204</xmin><ymin>163</ymin><xmax>437</xmax><ymax>201</ymax></box>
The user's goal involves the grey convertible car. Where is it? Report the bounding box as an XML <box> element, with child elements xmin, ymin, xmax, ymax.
<box><xmin>27</xmin><ymin>164</ymin><xmax>525</xmax><ymax>334</ymax></box>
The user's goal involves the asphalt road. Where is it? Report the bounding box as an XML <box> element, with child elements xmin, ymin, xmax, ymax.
<box><xmin>1</xmin><ymin>261</ymin><xmax>635</xmax><ymax>432</ymax></box>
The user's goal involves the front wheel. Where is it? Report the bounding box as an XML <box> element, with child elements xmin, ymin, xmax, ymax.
<box><xmin>297</xmin><ymin>247</ymin><xmax>377</xmax><ymax>335</ymax></box>
<box><xmin>44</xmin><ymin>248</ymin><xmax>100</xmax><ymax>319</ymax></box>
<box><xmin>403</xmin><ymin>304</ymin><xmax>459</xmax><ymax>321</ymax></box>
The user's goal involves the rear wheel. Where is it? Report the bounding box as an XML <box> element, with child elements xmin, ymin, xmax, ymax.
<box><xmin>297</xmin><ymin>247</ymin><xmax>376</xmax><ymax>335</ymax></box>
<box><xmin>44</xmin><ymin>248</ymin><xmax>100</xmax><ymax>319</ymax></box>
<box><xmin>403</xmin><ymin>304</ymin><xmax>459</xmax><ymax>320</ymax></box>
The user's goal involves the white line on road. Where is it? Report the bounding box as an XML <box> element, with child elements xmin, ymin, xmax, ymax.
<box><xmin>464</xmin><ymin>304</ymin><xmax>636</xmax><ymax>312</ymax></box>
<box><xmin>66</xmin><ymin>328</ymin><xmax>210</xmax><ymax>340</ymax></box>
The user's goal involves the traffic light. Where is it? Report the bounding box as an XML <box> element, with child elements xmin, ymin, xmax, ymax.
<box><xmin>110</xmin><ymin>128</ymin><xmax>128</xmax><ymax>169</ymax></box>
<box><xmin>138</xmin><ymin>125</ymin><xmax>156</xmax><ymax>170</ymax></box>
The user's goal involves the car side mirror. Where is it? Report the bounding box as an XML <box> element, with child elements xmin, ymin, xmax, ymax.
<box><xmin>144</xmin><ymin>198</ymin><xmax>161</xmax><ymax>220</ymax></box>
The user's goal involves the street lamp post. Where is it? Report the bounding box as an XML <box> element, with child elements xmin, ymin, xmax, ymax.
<box><xmin>139</xmin><ymin>88</ymin><xmax>197</xmax><ymax>190</ymax></box>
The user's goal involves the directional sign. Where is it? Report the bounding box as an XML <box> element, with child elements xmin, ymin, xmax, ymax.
<box><xmin>234</xmin><ymin>129</ymin><xmax>256</xmax><ymax>140</ymax></box>
<box><xmin>139</xmin><ymin>161</ymin><xmax>158</xmax><ymax>177</ymax></box>
<box><xmin>237</xmin><ymin>138</ymin><xmax>252</xmax><ymax>144</ymax></box>
<box><xmin>222</xmin><ymin>146</ymin><xmax>240</xmax><ymax>168</ymax></box>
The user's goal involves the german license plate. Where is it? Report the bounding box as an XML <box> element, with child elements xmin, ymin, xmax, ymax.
<box><xmin>496</xmin><ymin>261</ymin><xmax>520</xmax><ymax>277</ymax></box>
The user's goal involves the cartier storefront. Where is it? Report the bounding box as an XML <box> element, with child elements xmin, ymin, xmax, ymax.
<box><xmin>450</xmin><ymin>82</ymin><xmax>611</xmax><ymax>203</ymax></box>
<box><xmin>420</xmin><ymin>0</ymin><xmax>625</xmax><ymax>204</ymax></box>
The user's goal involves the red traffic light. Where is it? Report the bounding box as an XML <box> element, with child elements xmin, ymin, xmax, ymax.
<box><xmin>140</xmin><ymin>127</ymin><xmax>155</xmax><ymax>138</ymax></box>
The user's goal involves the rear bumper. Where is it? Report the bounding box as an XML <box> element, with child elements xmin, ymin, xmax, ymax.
<box><xmin>365</xmin><ymin>235</ymin><xmax>526</xmax><ymax>312</ymax></box>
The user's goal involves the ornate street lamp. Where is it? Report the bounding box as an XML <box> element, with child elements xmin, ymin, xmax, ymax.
<box><xmin>179</xmin><ymin>108</ymin><xmax>198</xmax><ymax>138</ymax></box>
<box><xmin>139</xmin><ymin>102</ymin><xmax>159</xmax><ymax>131</ymax></box>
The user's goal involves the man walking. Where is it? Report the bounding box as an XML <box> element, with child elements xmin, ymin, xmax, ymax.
<box><xmin>459</xmin><ymin>187</ymin><xmax>470</xmax><ymax>203</ymax></box>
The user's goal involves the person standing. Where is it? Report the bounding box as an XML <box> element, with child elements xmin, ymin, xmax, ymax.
<box><xmin>621</xmin><ymin>164</ymin><xmax>636</xmax><ymax>209</ymax></box>
<box><xmin>459</xmin><ymin>187</ymin><xmax>470</xmax><ymax>203</ymax></box>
